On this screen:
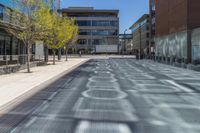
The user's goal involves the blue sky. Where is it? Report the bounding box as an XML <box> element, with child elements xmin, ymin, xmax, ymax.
<box><xmin>60</xmin><ymin>0</ymin><xmax>149</xmax><ymax>34</ymax></box>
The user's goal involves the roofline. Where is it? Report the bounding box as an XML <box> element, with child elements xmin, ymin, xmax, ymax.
<box><xmin>61</xmin><ymin>7</ymin><xmax>119</xmax><ymax>14</ymax></box>
<box><xmin>129</xmin><ymin>14</ymin><xmax>149</xmax><ymax>29</ymax></box>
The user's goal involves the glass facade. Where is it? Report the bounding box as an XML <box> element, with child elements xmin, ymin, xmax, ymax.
<box><xmin>79</xmin><ymin>29</ymin><xmax>91</xmax><ymax>35</ymax></box>
<box><xmin>192</xmin><ymin>28</ymin><xmax>200</xmax><ymax>64</ymax></box>
<box><xmin>63</xmin><ymin>8</ymin><xmax>119</xmax><ymax>53</ymax></box>
<box><xmin>0</xmin><ymin>1</ymin><xmax>24</xmax><ymax>57</ymax></box>
<box><xmin>92</xmin><ymin>21</ymin><xmax>118</xmax><ymax>27</ymax></box>
<box><xmin>0</xmin><ymin>0</ymin><xmax>14</xmax><ymax>8</ymax></box>
<box><xmin>79</xmin><ymin>29</ymin><xmax>118</xmax><ymax>36</ymax></box>
<box><xmin>0</xmin><ymin>29</ymin><xmax>22</xmax><ymax>56</ymax></box>
<box><xmin>92</xmin><ymin>30</ymin><xmax>118</xmax><ymax>36</ymax></box>
<box><xmin>131</xmin><ymin>19</ymin><xmax>149</xmax><ymax>32</ymax></box>
<box><xmin>0</xmin><ymin>5</ymin><xmax>3</xmax><ymax>20</ymax></box>
<box><xmin>76</xmin><ymin>20</ymin><xmax>118</xmax><ymax>27</ymax></box>
<box><xmin>77</xmin><ymin>39</ymin><xmax>105</xmax><ymax>45</ymax></box>
<box><xmin>77</xmin><ymin>21</ymin><xmax>91</xmax><ymax>26</ymax></box>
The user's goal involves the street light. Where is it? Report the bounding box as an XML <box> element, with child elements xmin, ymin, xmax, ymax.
<box><xmin>124</xmin><ymin>29</ymin><xmax>128</xmax><ymax>55</ymax></box>
<box><xmin>139</xmin><ymin>24</ymin><xmax>142</xmax><ymax>60</ymax></box>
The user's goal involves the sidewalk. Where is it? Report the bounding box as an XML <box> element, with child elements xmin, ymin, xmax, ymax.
<box><xmin>0</xmin><ymin>58</ymin><xmax>89</xmax><ymax>108</ymax></box>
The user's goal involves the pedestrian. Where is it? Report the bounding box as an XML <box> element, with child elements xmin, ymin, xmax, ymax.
<box><xmin>79</xmin><ymin>51</ymin><xmax>82</xmax><ymax>57</ymax></box>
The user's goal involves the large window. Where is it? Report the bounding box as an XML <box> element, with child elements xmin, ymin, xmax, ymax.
<box><xmin>79</xmin><ymin>29</ymin><xmax>91</xmax><ymax>35</ymax></box>
<box><xmin>92</xmin><ymin>21</ymin><xmax>118</xmax><ymax>27</ymax></box>
<box><xmin>3</xmin><ymin>8</ymin><xmax>11</xmax><ymax>22</ymax></box>
<box><xmin>0</xmin><ymin>5</ymin><xmax>4</xmax><ymax>20</ymax></box>
<box><xmin>92</xmin><ymin>30</ymin><xmax>118</xmax><ymax>36</ymax></box>
<box><xmin>0</xmin><ymin>5</ymin><xmax>12</xmax><ymax>23</ymax></box>
<box><xmin>12</xmin><ymin>37</ymin><xmax>19</xmax><ymax>55</ymax></box>
<box><xmin>5</xmin><ymin>36</ymin><xmax>11</xmax><ymax>55</ymax></box>
<box><xmin>76</xmin><ymin>21</ymin><xmax>91</xmax><ymax>26</ymax></box>
<box><xmin>76</xmin><ymin>20</ymin><xmax>118</xmax><ymax>27</ymax></box>
<box><xmin>192</xmin><ymin>28</ymin><xmax>200</xmax><ymax>63</ymax></box>
<box><xmin>0</xmin><ymin>35</ymin><xmax>5</xmax><ymax>55</ymax></box>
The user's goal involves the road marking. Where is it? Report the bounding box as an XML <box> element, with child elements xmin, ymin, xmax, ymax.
<box><xmin>82</xmin><ymin>89</ymin><xmax>127</xmax><ymax>100</ymax></box>
<box><xmin>164</xmin><ymin>80</ymin><xmax>194</xmax><ymax>93</ymax></box>
<box><xmin>24</xmin><ymin>116</ymin><xmax>37</xmax><ymax>128</ymax></box>
<box><xmin>75</xmin><ymin>121</ymin><xmax>132</xmax><ymax>133</ymax></box>
<box><xmin>149</xmin><ymin>119</ymin><xmax>167</xmax><ymax>126</ymax></box>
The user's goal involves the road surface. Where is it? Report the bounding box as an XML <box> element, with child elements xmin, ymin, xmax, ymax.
<box><xmin>1</xmin><ymin>58</ymin><xmax>200</xmax><ymax>133</ymax></box>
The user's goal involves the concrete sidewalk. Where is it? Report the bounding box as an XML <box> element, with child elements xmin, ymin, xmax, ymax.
<box><xmin>0</xmin><ymin>58</ymin><xmax>89</xmax><ymax>108</ymax></box>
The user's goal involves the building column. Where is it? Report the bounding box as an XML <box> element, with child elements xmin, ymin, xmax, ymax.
<box><xmin>187</xmin><ymin>30</ymin><xmax>192</xmax><ymax>64</ymax></box>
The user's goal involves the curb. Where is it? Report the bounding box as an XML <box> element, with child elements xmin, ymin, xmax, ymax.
<box><xmin>0</xmin><ymin>59</ymin><xmax>90</xmax><ymax>112</ymax></box>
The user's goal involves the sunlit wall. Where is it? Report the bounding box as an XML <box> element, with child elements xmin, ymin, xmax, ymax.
<box><xmin>156</xmin><ymin>28</ymin><xmax>200</xmax><ymax>63</ymax></box>
<box><xmin>155</xmin><ymin>31</ymin><xmax>188</xmax><ymax>59</ymax></box>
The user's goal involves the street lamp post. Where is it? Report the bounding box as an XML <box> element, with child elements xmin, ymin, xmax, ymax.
<box><xmin>124</xmin><ymin>29</ymin><xmax>128</xmax><ymax>55</ymax></box>
<box><xmin>139</xmin><ymin>24</ymin><xmax>142</xmax><ymax>60</ymax></box>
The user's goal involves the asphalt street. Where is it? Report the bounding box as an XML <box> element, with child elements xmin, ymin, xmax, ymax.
<box><xmin>1</xmin><ymin>58</ymin><xmax>200</xmax><ymax>133</ymax></box>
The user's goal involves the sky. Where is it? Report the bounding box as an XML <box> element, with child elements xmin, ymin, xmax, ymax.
<box><xmin>60</xmin><ymin>0</ymin><xmax>149</xmax><ymax>34</ymax></box>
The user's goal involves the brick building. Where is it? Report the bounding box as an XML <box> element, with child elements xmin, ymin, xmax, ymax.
<box><xmin>155</xmin><ymin>0</ymin><xmax>200</xmax><ymax>64</ymax></box>
<box><xmin>149</xmin><ymin>0</ymin><xmax>156</xmax><ymax>55</ymax></box>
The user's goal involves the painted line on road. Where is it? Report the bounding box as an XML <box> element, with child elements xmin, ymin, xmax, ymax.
<box><xmin>164</xmin><ymin>80</ymin><xmax>194</xmax><ymax>93</ymax></box>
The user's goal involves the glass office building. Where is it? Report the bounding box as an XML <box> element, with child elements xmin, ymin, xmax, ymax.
<box><xmin>0</xmin><ymin>1</ymin><xmax>25</xmax><ymax>60</ymax></box>
<box><xmin>62</xmin><ymin>7</ymin><xmax>119</xmax><ymax>54</ymax></box>
<box><xmin>0</xmin><ymin>0</ymin><xmax>60</xmax><ymax>65</ymax></box>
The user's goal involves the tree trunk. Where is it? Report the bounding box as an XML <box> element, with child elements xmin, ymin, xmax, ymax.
<box><xmin>66</xmin><ymin>47</ymin><xmax>68</xmax><ymax>61</ymax></box>
<box><xmin>27</xmin><ymin>42</ymin><xmax>31</xmax><ymax>73</ymax></box>
<box><xmin>53</xmin><ymin>49</ymin><xmax>56</xmax><ymax>65</ymax></box>
<box><xmin>44</xmin><ymin>46</ymin><xmax>49</xmax><ymax>63</ymax></box>
<box><xmin>58</xmin><ymin>48</ymin><xmax>62</xmax><ymax>60</ymax></box>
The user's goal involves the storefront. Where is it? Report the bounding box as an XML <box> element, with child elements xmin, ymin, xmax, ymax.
<box><xmin>0</xmin><ymin>28</ymin><xmax>25</xmax><ymax>65</ymax></box>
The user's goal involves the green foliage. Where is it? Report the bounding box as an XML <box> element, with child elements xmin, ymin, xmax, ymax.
<box><xmin>2</xmin><ymin>0</ymin><xmax>53</xmax><ymax>72</ymax></box>
<box><xmin>42</xmin><ymin>13</ymin><xmax>78</xmax><ymax>51</ymax></box>
<box><xmin>2</xmin><ymin>0</ymin><xmax>79</xmax><ymax>67</ymax></box>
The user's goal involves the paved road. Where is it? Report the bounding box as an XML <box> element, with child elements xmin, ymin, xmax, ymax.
<box><xmin>1</xmin><ymin>58</ymin><xmax>200</xmax><ymax>133</ymax></box>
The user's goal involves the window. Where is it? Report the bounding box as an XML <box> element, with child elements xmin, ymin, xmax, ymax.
<box><xmin>151</xmin><ymin>5</ymin><xmax>155</xmax><ymax>11</ymax></box>
<box><xmin>0</xmin><ymin>35</ymin><xmax>5</xmax><ymax>55</ymax></box>
<box><xmin>92</xmin><ymin>39</ymin><xmax>104</xmax><ymax>45</ymax></box>
<box><xmin>77</xmin><ymin>39</ymin><xmax>87</xmax><ymax>45</ymax></box>
<box><xmin>92</xmin><ymin>30</ymin><xmax>118</xmax><ymax>36</ymax></box>
<box><xmin>79</xmin><ymin>29</ymin><xmax>91</xmax><ymax>35</ymax></box>
<box><xmin>76</xmin><ymin>21</ymin><xmax>91</xmax><ymax>26</ymax></box>
<box><xmin>0</xmin><ymin>5</ymin><xmax>4</xmax><ymax>20</ymax></box>
<box><xmin>3</xmin><ymin>8</ymin><xmax>11</xmax><ymax>22</ymax></box>
<box><xmin>92</xmin><ymin>21</ymin><xmax>118</xmax><ymax>27</ymax></box>
<box><xmin>146</xmin><ymin>33</ymin><xmax>150</xmax><ymax>38</ymax></box>
<box><xmin>5</xmin><ymin>36</ymin><xmax>11</xmax><ymax>55</ymax></box>
<box><xmin>146</xmin><ymin>26</ymin><xmax>149</xmax><ymax>30</ymax></box>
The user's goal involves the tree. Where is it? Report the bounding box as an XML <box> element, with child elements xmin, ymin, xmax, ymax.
<box><xmin>65</xmin><ymin>26</ymin><xmax>78</xmax><ymax>61</ymax></box>
<box><xmin>42</xmin><ymin>13</ymin><xmax>78</xmax><ymax>65</ymax></box>
<box><xmin>2</xmin><ymin>0</ymin><xmax>51</xmax><ymax>73</ymax></box>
